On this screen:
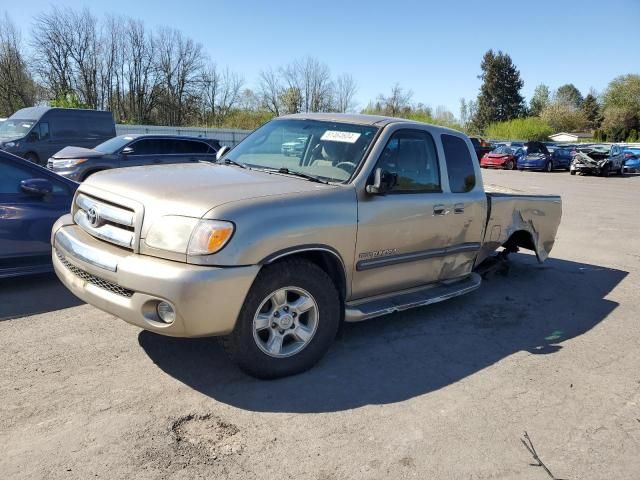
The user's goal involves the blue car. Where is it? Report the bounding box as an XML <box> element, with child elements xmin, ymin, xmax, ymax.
<box><xmin>517</xmin><ymin>141</ymin><xmax>572</xmax><ymax>172</ymax></box>
<box><xmin>622</xmin><ymin>147</ymin><xmax>640</xmax><ymax>173</ymax></box>
<box><xmin>0</xmin><ymin>150</ymin><xmax>77</xmax><ymax>278</ymax></box>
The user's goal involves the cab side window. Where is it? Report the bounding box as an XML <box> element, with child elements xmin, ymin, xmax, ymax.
<box><xmin>39</xmin><ymin>122</ymin><xmax>50</xmax><ymax>140</ymax></box>
<box><xmin>376</xmin><ymin>129</ymin><xmax>441</xmax><ymax>193</ymax></box>
<box><xmin>441</xmin><ymin>134</ymin><xmax>476</xmax><ymax>193</ymax></box>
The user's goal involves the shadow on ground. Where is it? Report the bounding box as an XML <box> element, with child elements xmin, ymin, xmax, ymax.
<box><xmin>139</xmin><ymin>254</ymin><xmax>626</xmax><ymax>413</ymax></box>
<box><xmin>0</xmin><ymin>272</ymin><xmax>83</xmax><ymax>321</ymax></box>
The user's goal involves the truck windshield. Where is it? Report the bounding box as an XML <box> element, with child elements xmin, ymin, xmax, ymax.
<box><xmin>0</xmin><ymin>119</ymin><xmax>36</xmax><ymax>138</ymax></box>
<box><xmin>224</xmin><ymin>119</ymin><xmax>378</xmax><ymax>183</ymax></box>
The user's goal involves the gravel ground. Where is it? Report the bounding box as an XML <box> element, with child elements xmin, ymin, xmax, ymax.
<box><xmin>1</xmin><ymin>169</ymin><xmax>639</xmax><ymax>479</ymax></box>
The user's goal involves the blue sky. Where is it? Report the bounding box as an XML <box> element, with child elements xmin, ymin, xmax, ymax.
<box><xmin>6</xmin><ymin>0</ymin><xmax>639</xmax><ymax>116</ymax></box>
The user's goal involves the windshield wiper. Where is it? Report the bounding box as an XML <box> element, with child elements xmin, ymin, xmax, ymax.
<box><xmin>219</xmin><ymin>158</ymin><xmax>247</xmax><ymax>169</ymax></box>
<box><xmin>269</xmin><ymin>167</ymin><xmax>328</xmax><ymax>184</ymax></box>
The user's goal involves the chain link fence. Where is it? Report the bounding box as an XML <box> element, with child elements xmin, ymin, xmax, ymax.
<box><xmin>115</xmin><ymin>124</ymin><xmax>251</xmax><ymax>147</ymax></box>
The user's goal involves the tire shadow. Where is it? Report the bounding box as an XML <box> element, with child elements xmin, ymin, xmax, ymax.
<box><xmin>139</xmin><ymin>254</ymin><xmax>626</xmax><ymax>413</ymax></box>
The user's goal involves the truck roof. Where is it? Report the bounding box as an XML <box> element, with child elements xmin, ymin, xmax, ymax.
<box><xmin>279</xmin><ymin>112</ymin><xmax>462</xmax><ymax>134</ymax></box>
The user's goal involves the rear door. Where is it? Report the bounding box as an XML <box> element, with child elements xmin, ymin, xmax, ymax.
<box><xmin>165</xmin><ymin>139</ymin><xmax>214</xmax><ymax>164</ymax></box>
<box><xmin>121</xmin><ymin>138</ymin><xmax>169</xmax><ymax>167</ymax></box>
<box><xmin>0</xmin><ymin>153</ymin><xmax>74</xmax><ymax>271</ymax></box>
<box><xmin>437</xmin><ymin>134</ymin><xmax>487</xmax><ymax>279</ymax></box>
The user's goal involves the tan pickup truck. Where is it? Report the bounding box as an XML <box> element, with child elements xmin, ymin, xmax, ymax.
<box><xmin>52</xmin><ymin>113</ymin><xmax>562</xmax><ymax>378</ymax></box>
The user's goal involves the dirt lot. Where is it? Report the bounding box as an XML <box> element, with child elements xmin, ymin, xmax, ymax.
<box><xmin>1</xmin><ymin>169</ymin><xmax>639</xmax><ymax>479</ymax></box>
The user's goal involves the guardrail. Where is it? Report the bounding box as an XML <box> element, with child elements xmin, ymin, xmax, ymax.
<box><xmin>116</xmin><ymin>124</ymin><xmax>251</xmax><ymax>147</ymax></box>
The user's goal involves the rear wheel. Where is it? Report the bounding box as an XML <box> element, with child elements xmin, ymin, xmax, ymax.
<box><xmin>222</xmin><ymin>258</ymin><xmax>341</xmax><ymax>379</ymax></box>
<box><xmin>544</xmin><ymin>161</ymin><xmax>553</xmax><ymax>172</ymax></box>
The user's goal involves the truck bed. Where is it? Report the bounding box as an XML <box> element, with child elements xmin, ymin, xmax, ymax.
<box><xmin>476</xmin><ymin>187</ymin><xmax>562</xmax><ymax>266</ymax></box>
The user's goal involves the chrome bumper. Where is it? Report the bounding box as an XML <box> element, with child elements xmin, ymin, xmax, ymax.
<box><xmin>52</xmin><ymin>216</ymin><xmax>260</xmax><ymax>337</ymax></box>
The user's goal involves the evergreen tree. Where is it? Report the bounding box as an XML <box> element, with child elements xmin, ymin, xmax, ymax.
<box><xmin>473</xmin><ymin>50</ymin><xmax>525</xmax><ymax>131</ymax></box>
<box><xmin>529</xmin><ymin>84</ymin><xmax>550</xmax><ymax>117</ymax></box>
<box><xmin>581</xmin><ymin>93</ymin><xmax>602</xmax><ymax>130</ymax></box>
<box><xmin>555</xmin><ymin>84</ymin><xmax>584</xmax><ymax>108</ymax></box>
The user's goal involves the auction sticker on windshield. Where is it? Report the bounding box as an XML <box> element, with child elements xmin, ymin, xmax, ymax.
<box><xmin>321</xmin><ymin>131</ymin><xmax>361</xmax><ymax>143</ymax></box>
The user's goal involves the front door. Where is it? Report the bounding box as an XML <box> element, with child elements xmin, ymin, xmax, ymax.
<box><xmin>352</xmin><ymin>129</ymin><xmax>450</xmax><ymax>299</ymax></box>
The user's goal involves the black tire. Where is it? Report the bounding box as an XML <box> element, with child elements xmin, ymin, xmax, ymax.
<box><xmin>504</xmin><ymin>160</ymin><xmax>515</xmax><ymax>170</ymax></box>
<box><xmin>600</xmin><ymin>165</ymin><xmax>610</xmax><ymax>177</ymax></box>
<box><xmin>544</xmin><ymin>161</ymin><xmax>552</xmax><ymax>172</ymax></box>
<box><xmin>222</xmin><ymin>258</ymin><xmax>341</xmax><ymax>379</ymax></box>
<box><xmin>570</xmin><ymin>170</ymin><xmax>576</xmax><ymax>175</ymax></box>
<box><xmin>24</xmin><ymin>152</ymin><xmax>40</xmax><ymax>165</ymax></box>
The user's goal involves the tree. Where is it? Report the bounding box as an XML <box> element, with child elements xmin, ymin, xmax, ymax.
<box><xmin>485</xmin><ymin>117</ymin><xmax>553</xmax><ymax>141</ymax></box>
<box><xmin>555</xmin><ymin>84</ymin><xmax>583</xmax><ymax>108</ymax></box>
<box><xmin>540</xmin><ymin>102</ymin><xmax>588</xmax><ymax>133</ymax></box>
<box><xmin>280</xmin><ymin>86</ymin><xmax>303</xmax><ymax>114</ymax></box>
<box><xmin>375</xmin><ymin>83</ymin><xmax>413</xmax><ymax>116</ymax></box>
<box><xmin>335</xmin><ymin>73</ymin><xmax>357</xmax><ymax>113</ymax></box>
<box><xmin>601</xmin><ymin>74</ymin><xmax>640</xmax><ymax>140</ymax></box>
<box><xmin>473</xmin><ymin>50</ymin><xmax>525</xmax><ymax>130</ymax></box>
<box><xmin>257</xmin><ymin>68</ymin><xmax>282</xmax><ymax>116</ymax></box>
<box><xmin>529</xmin><ymin>84</ymin><xmax>550</xmax><ymax>116</ymax></box>
<box><xmin>0</xmin><ymin>13</ymin><xmax>36</xmax><ymax>116</ymax></box>
<box><xmin>581</xmin><ymin>93</ymin><xmax>602</xmax><ymax>130</ymax></box>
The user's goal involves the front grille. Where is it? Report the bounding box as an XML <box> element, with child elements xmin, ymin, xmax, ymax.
<box><xmin>75</xmin><ymin>193</ymin><xmax>136</xmax><ymax>250</ymax></box>
<box><xmin>56</xmin><ymin>249</ymin><xmax>134</xmax><ymax>298</ymax></box>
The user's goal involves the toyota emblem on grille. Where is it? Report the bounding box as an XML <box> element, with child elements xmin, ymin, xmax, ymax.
<box><xmin>86</xmin><ymin>207</ymin><xmax>102</xmax><ymax>228</ymax></box>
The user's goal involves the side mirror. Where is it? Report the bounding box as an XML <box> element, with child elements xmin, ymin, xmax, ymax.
<box><xmin>20</xmin><ymin>178</ymin><xmax>53</xmax><ymax>197</ymax></box>
<box><xmin>216</xmin><ymin>145</ymin><xmax>230</xmax><ymax>161</ymax></box>
<box><xmin>121</xmin><ymin>146</ymin><xmax>134</xmax><ymax>155</ymax></box>
<box><xmin>366</xmin><ymin>168</ymin><xmax>397</xmax><ymax>195</ymax></box>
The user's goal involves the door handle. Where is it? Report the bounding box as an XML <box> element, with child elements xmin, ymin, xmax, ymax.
<box><xmin>433</xmin><ymin>204</ymin><xmax>446</xmax><ymax>216</ymax></box>
<box><xmin>454</xmin><ymin>203</ymin><xmax>465</xmax><ymax>214</ymax></box>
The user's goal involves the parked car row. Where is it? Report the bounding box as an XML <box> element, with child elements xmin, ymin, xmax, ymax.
<box><xmin>480</xmin><ymin>140</ymin><xmax>639</xmax><ymax>176</ymax></box>
<box><xmin>0</xmin><ymin>107</ymin><xmax>223</xmax><ymax>181</ymax></box>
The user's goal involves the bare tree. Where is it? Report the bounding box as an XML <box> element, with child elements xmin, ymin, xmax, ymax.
<box><xmin>200</xmin><ymin>64</ymin><xmax>244</xmax><ymax>125</ymax></box>
<box><xmin>258</xmin><ymin>68</ymin><xmax>282</xmax><ymax>116</ymax></box>
<box><xmin>282</xmin><ymin>57</ymin><xmax>334</xmax><ymax>113</ymax></box>
<box><xmin>31</xmin><ymin>7</ymin><xmax>74</xmax><ymax>100</ymax></box>
<box><xmin>125</xmin><ymin>18</ymin><xmax>158</xmax><ymax>123</ymax></box>
<box><xmin>0</xmin><ymin>12</ymin><xmax>36</xmax><ymax>115</ymax></box>
<box><xmin>377</xmin><ymin>83</ymin><xmax>413</xmax><ymax>116</ymax></box>
<box><xmin>335</xmin><ymin>73</ymin><xmax>357</xmax><ymax>112</ymax></box>
<box><xmin>154</xmin><ymin>27</ymin><xmax>204</xmax><ymax>125</ymax></box>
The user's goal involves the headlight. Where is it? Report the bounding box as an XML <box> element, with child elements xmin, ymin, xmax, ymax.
<box><xmin>50</xmin><ymin>158</ymin><xmax>88</xmax><ymax>169</ymax></box>
<box><xmin>3</xmin><ymin>141</ymin><xmax>16</xmax><ymax>148</ymax></box>
<box><xmin>145</xmin><ymin>216</ymin><xmax>234</xmax><ymax>255</ymax></box>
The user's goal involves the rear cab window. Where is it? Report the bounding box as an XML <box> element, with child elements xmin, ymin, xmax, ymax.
<box><xmin>441</xmin><ymin>134</ymin><xmax>476</xmax><ymax>193</ymax></box>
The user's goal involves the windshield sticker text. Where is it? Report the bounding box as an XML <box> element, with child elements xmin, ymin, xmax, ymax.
<box><xmin>321</xmin><ymin>131</ymin><xmax>361</xmax><ymax>144</ymax></box>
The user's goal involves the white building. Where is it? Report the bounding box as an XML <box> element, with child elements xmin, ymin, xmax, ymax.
<box><xmin>548</xmin><ymin>132</ymin><xmax>592</xmax><ymax>142</ymax></box>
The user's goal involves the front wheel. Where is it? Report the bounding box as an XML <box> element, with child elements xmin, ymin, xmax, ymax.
<box><xmin>570</xmin><ymin>170</ymin><xmax>576</xmax><ymax>175</ymax></box>
<box><xmin>504</xmin><ymin>160</ymin><xmax>515</xmax><ymax>170</ymax></box>
<box><xmin>544</xmin><ymin>161</ymin><xmax>553</xmax><ymax>172</ymax></box>
<box><xmin>24</xmin><ymin>152</ymin><xmax>40</xmax><ymax>165</ymax></box>
<box><xmin>222</xmin><ymin>258</ymin><xmax>341</xmax><ymax>379</ymax></box>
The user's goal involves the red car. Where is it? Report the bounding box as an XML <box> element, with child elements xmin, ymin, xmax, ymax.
<box><xmin>480</xmin><ymin>146</ymin><xmax>524</xmax><ymax>170</ymax></box>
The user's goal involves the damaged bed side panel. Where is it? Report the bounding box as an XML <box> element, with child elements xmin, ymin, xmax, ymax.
<box><xmin>476</xmin><ymin>193</ymin><xmax>562</xmax><ymax>266</ymax></box>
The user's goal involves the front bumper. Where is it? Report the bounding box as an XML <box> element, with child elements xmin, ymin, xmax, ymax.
<box><xmin>52</xmin><ymin>216</ymin><xmax>260</xmax><ymax>337</ymax></box>
<box><xmin>570</xmin><ymin>163</ymin><xmax>598</xmax><ymax>174</ymax></box>
<box><xmin>518</xmin><ymin>162</ymin><xmax>545</xmax><ymax>170</ymax></box>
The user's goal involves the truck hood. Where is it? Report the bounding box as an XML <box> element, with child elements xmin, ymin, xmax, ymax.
<box><xmin>52</xmin><ymin>146</ymin><xmax>105</xmax><ymax>159</ymax></box>
<box><xmin>82</xmin><ymin>163</ymin><xmax>335</xmax><ymax>222</ymax></box>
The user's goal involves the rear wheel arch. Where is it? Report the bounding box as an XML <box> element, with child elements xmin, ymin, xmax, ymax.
<box><xmin>503</xmin><ymin>229</ymin><xmax>536</xmax><ymax>253</ymax></box>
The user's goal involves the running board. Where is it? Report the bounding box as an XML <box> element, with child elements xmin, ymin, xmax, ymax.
<box><xmin>344</xmin><ymin>273</ymin><xmax>482</xmax><ymax>322</ymax></box>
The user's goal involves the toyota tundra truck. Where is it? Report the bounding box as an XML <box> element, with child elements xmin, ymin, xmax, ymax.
<box><xmin>52</xmin><ymin>113</ymin><xmax>562</xmax><ymax>378</ymax></box>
